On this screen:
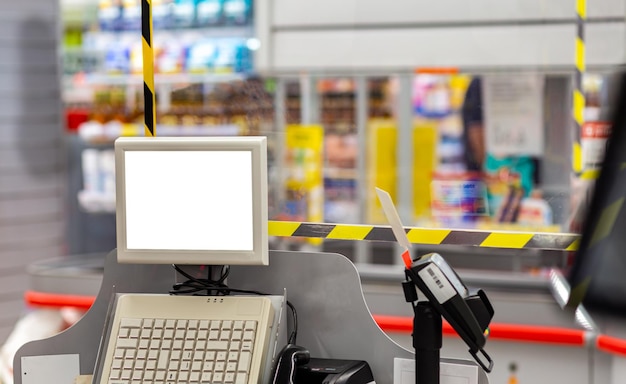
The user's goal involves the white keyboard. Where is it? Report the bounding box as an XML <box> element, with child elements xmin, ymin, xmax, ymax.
<box><xmin>96</xmin><ymin>294</ymin><xmax>275</xmax><ymax>384</ymax></box>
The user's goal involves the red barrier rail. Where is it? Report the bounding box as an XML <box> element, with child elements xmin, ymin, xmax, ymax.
<box><xmin>24</xmin><ymin>290</ymin><xmax>96</xmax><ymax>311</ymax></box>
<box><xmin>373</xmin><ymin>314</ymin><xmax>587</xmax><ymax>346</ymax></box>
<box><xmin>23</xmin><ymin>291</ymin><xmax>626</xmax><ymax>358</ymax></box>
<box><xmin>597</xmin><ymin>334</ymin><xmax>626</xmax><ymax>357</ymax></box>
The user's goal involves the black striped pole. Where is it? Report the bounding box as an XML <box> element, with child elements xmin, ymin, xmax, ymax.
<box><xmin>142</xmin><ymin>0</ymin><xmax>156</xmax><ymax>137</ymax></box>
<box><xmin>573</xmin><ymin>0</ymin><xmax>586</xmax><ymax>174</ymax></box>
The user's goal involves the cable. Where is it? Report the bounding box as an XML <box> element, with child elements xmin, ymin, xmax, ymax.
<box><xmin>170</xmin><ymin>264</ymin><xmax>299</xmax><ymax>345</ymax></box>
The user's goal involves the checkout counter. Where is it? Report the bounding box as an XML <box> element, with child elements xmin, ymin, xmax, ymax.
<box><xmin>13</xmin><ymin>243</ymin><xmax>626</xmax><ymax>384</ymax></box>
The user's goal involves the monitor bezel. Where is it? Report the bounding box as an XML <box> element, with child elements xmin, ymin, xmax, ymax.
<box><xmin>115</xmin><ymin>136</ymin><xmax>268</xmax><ymax>266</ymax></box>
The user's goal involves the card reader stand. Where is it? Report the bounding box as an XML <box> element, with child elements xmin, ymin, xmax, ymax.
<box><xmin>13</xmin><ymin>250</ymin><xmax>489</xmax><ymax>384</ymax></box>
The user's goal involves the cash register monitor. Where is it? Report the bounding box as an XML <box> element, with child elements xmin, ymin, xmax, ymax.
<box><xmin>114</xmin><ymin>136</ymin><xmax>268</xmax><ymax>265</ymax></box>
<box><xmin>567</xmin><ymin>70</ymin><xmax>626</xmax><ymax>314</ymax></box>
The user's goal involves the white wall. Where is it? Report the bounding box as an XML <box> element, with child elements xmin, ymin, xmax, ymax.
<box><xmin>0</xmin><ymin>0</ymin><xmax>64</xmax><ymax>342</ymax></box>
<box><xmin>257</xmin><ymin>0</ymin><xmax>625</xmax><ymax>72</ymax></box>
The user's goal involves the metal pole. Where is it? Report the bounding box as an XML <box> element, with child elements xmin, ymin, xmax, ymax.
<box><xmin>355</xmin><ymin>76</ymin><xmax>372</xmax><ymax>264</ymax></box>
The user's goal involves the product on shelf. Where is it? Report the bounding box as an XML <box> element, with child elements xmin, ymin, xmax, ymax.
<box><xmin>172</xmin><ymin>0</ymin><xmax>196</xmax><ymax>28</ymax></box>
<box><xmin>98</xmin><ymin>0</ymin><xmax>123</xmax><ymax>31</ymax></box>
<box><xmin>196</xmin><ymin>0</ymin><xmax>224</xmax><ymax>26</ymax></box>
<box><xmin>222</xmin><ymin>0</ymin><xmax>251</xmax><ymax>25</ymax></box>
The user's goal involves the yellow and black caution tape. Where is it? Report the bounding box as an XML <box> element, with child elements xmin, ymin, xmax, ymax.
<box><xmin>572</xmin><ymin>0</ymin><xmax>586</xmax><ymax>174</ymax></box>
<box><xmin>268</xmin><ymin>221</ymin><xmax>580</xmax><ymax>252</ymax></box>
<box><xmin>142</xmin><ymin>0</ymin><xmax>156</xmax><ymax>137</ymax></box>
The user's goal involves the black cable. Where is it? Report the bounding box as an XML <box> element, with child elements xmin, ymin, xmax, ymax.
<box><xmin>170</xmin><ymin>264</ymin><xmax>299</xmax><ymax>345</ymax></box>
<box><xmin>286</xmin><ymin>300</ymin><xmax>298</xmax><ymax>344</ymax></box>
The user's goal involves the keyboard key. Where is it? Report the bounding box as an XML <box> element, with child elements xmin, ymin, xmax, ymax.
<box><xmin>172</xmin><ymin>340</ymin><xmax>183</xmax><ymax>350</ymax></box>
<box><xmin>166</xmin><ymin>371</ymin><xmax>177</xmax><ymax>381</ymax></box>
<box><xmin>141</xmin><ymin>329</ymin><xmax>152</xmax><ymax>339</ymax></box>
<box><xmin>116</xmin><ymin>338</ymin><xmax>138</xmax><ymax>349</ymax></box>
<box><xmin>165</xmin><ymin>320</ymin><xmax>176</xmax><ymax>329</ymax></box>
<box><xmin>171</xmin><ymin>350</ymin><xmax>181</xmax><ymax>360</ymax></box>
<box><xmin>210</xmin><ymin>320</ymin><xmax>221</xmax><ymax>331</ymax></box>
<box><xmin>148</xmin><ymin>350</ymin><xmax>159</xmax><ymax>360</ymax></box>
<box><xmin>114</xmin><ymin>348</ymin><xmax>125</xmax><ymax>359</ymax></box>
<box><xmin>152</xmin><ymin>329</ymin><xmax>163</xmax><ymax>339</ymax></box>
<box><xmin>207</xmin><ymin>341</ymin><xmax>228</xmax><ymax>350</ymax></box>
<box><xmin>120</xmin><ymin>318</ymin><xmax>142</xmax><ymax>328</ymax></box>
<box><xmin>235</xmin><ymin>373</ymin><xmax>247</xmax><ymax>384</ymax></box>
<box><xmin>135</xmin><ymin>360</ymin><xmax>145</xmax><ymax>370</ymax></box>
<box><xmin>244</xmin><ymin>321</ymin><xmax>256</xmax><ymax>331</ymax></box>
<box><xmin>213</xmin><ymin>372</ymin><xmax>224</xmax><ymax>382</ymax></box>
<box><xmin>191</xmin><ymin>361</ymin><xmax>202</xmax><ymax>371</ymax></box>
<box><xmin>226</xmin><ymin>362</ymin><xmax>237</xmax><ymax>372</ymax></box>
<box><xmin>190</xmin><ymin>371</ymin><xmax>200</xmax><ymax>381</ymax></box>
<box><xmin>139</xmin><ymin>339</ymin><xmax>150</xmax><ymax>349</ymax></box>
<box><xmin>241</xmin><ymin>341</ymin><xmax>253</xmax><ymax>351</ymax></box>
<box><xmin>199</xmin><ymin>320</ymin><xmax>210</xmax><ymax>330</ymax></box>
<box><xmin>157</xmin><ymin>350</ymin><xmax>170</xmax><ymax>370</ymax></box>
<box><xmin>132</xmin><ymin>370</ymin><xmax>143</xmax><ymax>380</ymax></box>
<box><xmin>121</xmin><ymin>369</ymin><xmax>132</xmax><ymax>380</ymax></box>
<box><xmin>202</xmin><ymin>361</ymin><xmax>214</xmax><ymax>372</ymax></box>
<box><xmin>112</xmin><ymin>359</ymin><xmax>123</xmax><ymax>369</ymax></box>
<box><xmin>201</xmin><ymin>372</ymin><xmax>212</xmax><ymax>382</ymax></box>
<box><xmin>242</xmin><ymin>331</ymin><xmax>255</xmax><ymax>342</ymax></box>
<box><xmin>233</xmin><ymin>321</ymin><xmax>244</xmax><ymax>331</ymax></box>
<box><xmin>215</xmin><ymin>362</ymin><xmax>225</xmax><ymax>372</ymax></box>
<box><xmin>126</xmin><ymin>349</ymin><xmax>136</xmax><ymax>359</ymax></box>
<box><xmin>123</xmin><ymin>360</ymin><xmax>134</xmax><ymax>369</ymax></box>
<box><xmin>195</xmin><ymin>340</ymin><xmax>206</xmax><ymax>351</ymax></box>
<box><xmin>238</xmin><ymin>352</ymin><xmax>251</xmax><ymax>372</ymax></box>
<box><xmin>231</xmin><ymin>330</ymin><xmax>242</xmax><ymax>341</ymax></box>
<box><xmin>221</xmin><ymin>321</ymin><xmax>233</xmax><ymax>330</ymax></box>
<box><xmin>197</xmin><ymin>330</ymin><xmax>208</xmax><ymax>340</ymax></box>
<box><xmin>119</xmin><ymin>328</ymin><xmax>130</xmax><ymax>338</ymax></box>
<box><xmin>130</xmin><ymin>328</ymin><xmax>140</xmax><ymax>338</ymax></box>
<box><xmin>193</xmin><ymin>351</ymin><xmax>204</xmax><ymax>361</ymax></box>
<box><xmin>186</xmin><ymin>330</ymin><xmax>197</xmax><ymax>340</ymax></box>
<box><xmin>146</xmin><ymin>360</ymin><xmax>157</xmax><ymax>370</ymax></box>
<box><xmin>208</xmin><ymin>330</ymin><xmax>220</xmax><ymax>340</ymax></box>
<box><xmin>154</xmin><ymin>319</ymin><xmax>165</xmax><ymax>329</ymax></box>
<box><xmin>174</xmin><ymin>330</ymin><xmax>186</xmax><ymax>340</ymax></box>
<box><xmin>155</xmin><ymin>371</ymin><xmax>166</xmax><ymax>380</ymax></box>
<box><xmin>220</xmin><ymin>331</ymin><xmax>231</xmax><ymax>341</ymax></box>
<box><xmin>188</xmin><ymin>320</ymin><xmax>199</xmax><ymax>330</ymax></box>
<box><xmin>216</xmin><ymin>351</ymin><xmax>227</xmax><ymax>361</ymax></box>
<box><xmin>168</xmin><ymin>361</ymin><xmax>179</xmax><ymax>371</ymax></box>
<box><xmin>163</xmin><ymin>329</ymin><xmax>174</xmax><ymax>339</ymax></box>
<box><xmin>182</xmin><ymin>351</ymin><xmax>193</xmax><ymax>361</ymax></box>
<box><xmin>144</xmin><ymin>370</ymin><xmax>155</xmax><ymax>380</ymax></box>
<box><xmin>180</xmin><ymin>361</ymin><xmax>191</xmax><ymax>371</ymax></box>
<box><xmin>178</xmin><ymin>371</ymin><xmax>189</xmax><ymax>382</ymax></box>
<box><xmin>229</xmin><ymin>341</ymin><xmax>241</xmax><ymax>351</ymax></box>
<box><xmin>225</xmin><ymin>372</ymin><xmax>236</xmax><ymax>383</ymax></box>
<box><xmin>176</xmin><ymin>320</ymin><xmax>187</xmax><ymax>330</ymax></box>
<box><xmin>137</xmin><ymin>350</ymin><xmax>148</xmax><ymax>359</ymax></box>
<box><xmin>184</xmin><ymin>340</ymin><xmax>195</xmax><ymax>350</ymax></box>
<box><xmin>205</xmin><ymin>351</ymin><xmax>216</xmax><ymax>361</ymax></box>
<box><xmin>110</xmin><ymin>369</ymin><xmax>121</xmax><ymax>379</ymax></box>
<box><xmin>228</xmin><ymin>352</ymin><xmax>239</xmax><ymax>362</ymax></box>
<box><xmin>149</xmin><ymin>340</ymin><xmax>161</xmax><ymax>349</ymax></box>
<box><xmin>161</xmin><ymin>340</ymin><xmax>172</xmax><ymax>349</ymax></box>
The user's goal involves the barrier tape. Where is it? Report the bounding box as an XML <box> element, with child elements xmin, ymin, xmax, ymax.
<box><xmin>142</xmin><ymin>0</ymin><xmax>156</xmax><ymax>137</ymax></box>
<box><xmin>268</xmin><ymin>221</ymin><xmax>580</xmax><ymax>251</ymax></box>
<box><xmin>572</xmin><ymin>0</ymin><xmax>586</xmax><ymax>174</ymax></box>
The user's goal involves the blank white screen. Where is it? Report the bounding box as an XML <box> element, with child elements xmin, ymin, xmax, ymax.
<box><xmin>124</xmin><ymin>150</ymin><xmax>253</xmax><ymax>251</ymax></box>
